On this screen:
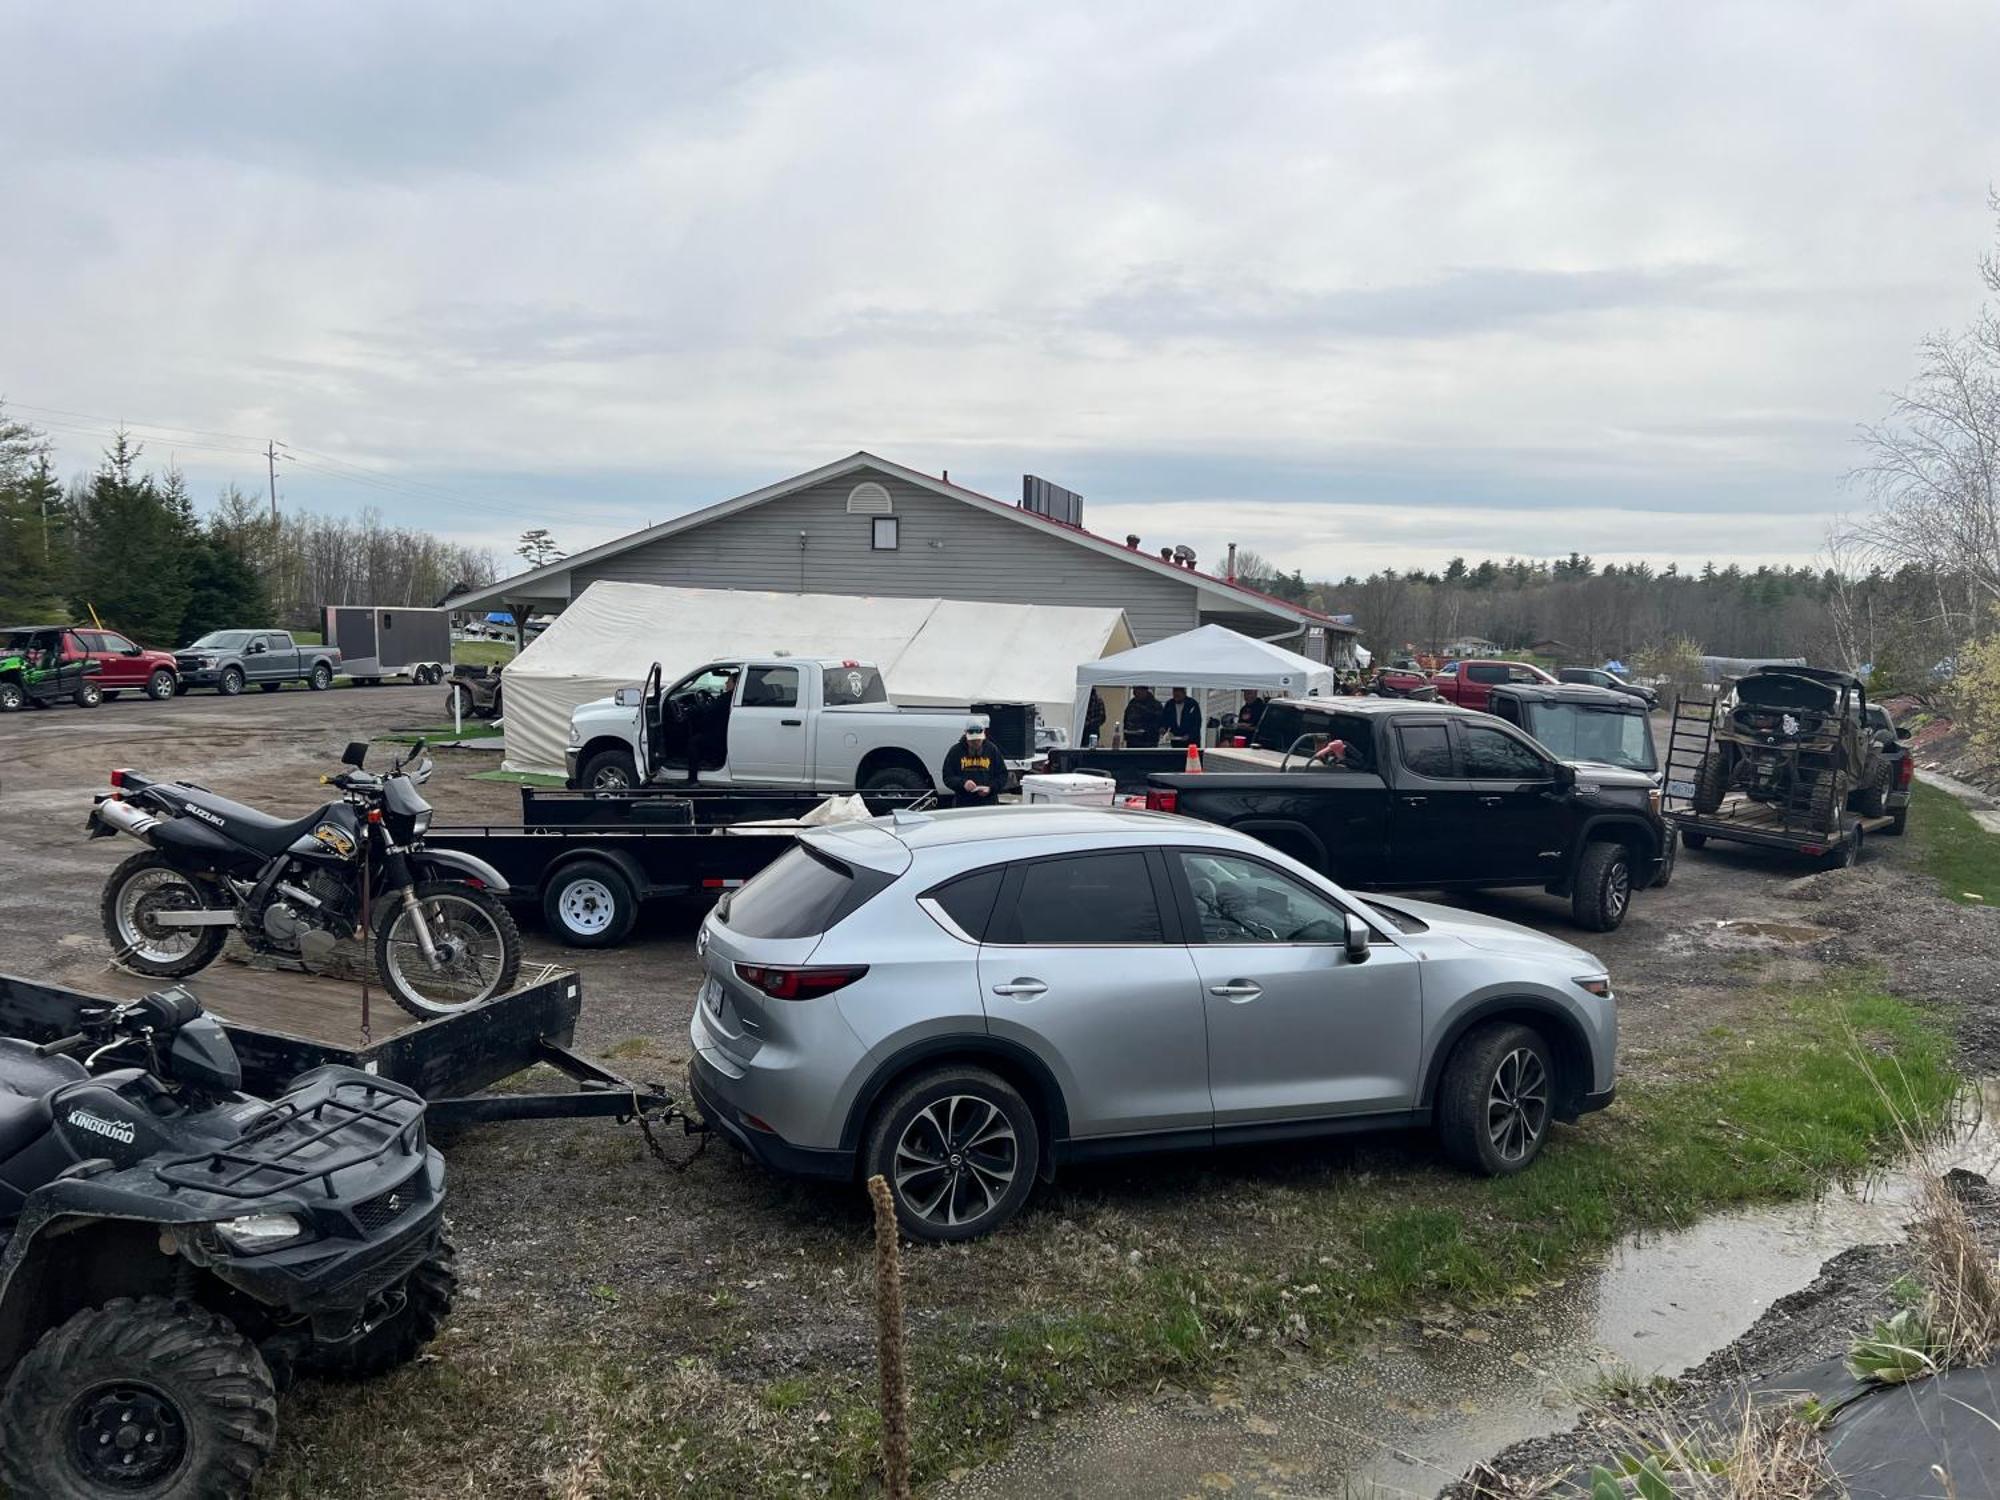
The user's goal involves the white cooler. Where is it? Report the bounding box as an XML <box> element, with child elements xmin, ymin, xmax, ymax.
<box><xmin>1018</xmin><ymin>772</ymin><xmax>1118</xmax><ymax>807</ymax></box>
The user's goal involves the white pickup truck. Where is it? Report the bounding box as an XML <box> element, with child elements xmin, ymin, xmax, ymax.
<box><xmin>566</xmin><ymin>657</ymin><xmax>1013</xmax><ymax>793</ymax></box>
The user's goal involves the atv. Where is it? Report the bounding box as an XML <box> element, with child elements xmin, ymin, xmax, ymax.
<box><xmin>0</xmin><ymin>626</ymin><xmax>103</xmax><ymax>712</ymax></box>
<box><xmin>0</xmin><ymin>986</ymin><xmax>454</xmax><ymax>1498</ymax></box>
<box><xmin>1689</xmin><ymin>666</ymin><xmax>1887</xmax><ymax>826</ymax></box>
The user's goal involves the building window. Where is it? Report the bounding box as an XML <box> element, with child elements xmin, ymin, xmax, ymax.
<box><xmin>872</xmin><ymin>516</ymin><xmax>899</xmax><ymax>550</ymax></box>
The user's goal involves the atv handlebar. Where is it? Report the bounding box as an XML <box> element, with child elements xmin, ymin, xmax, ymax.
<box><xmin>34</xmin><ymin>1031</ymin><xmax>91</xmax><ymax>1058</ymax></box>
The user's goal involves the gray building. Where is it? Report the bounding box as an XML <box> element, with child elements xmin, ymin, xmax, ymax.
<box><xmin>449</xmin><ymin>452</ymin><xmax>1354</xmax><ymax>660</ymax></box>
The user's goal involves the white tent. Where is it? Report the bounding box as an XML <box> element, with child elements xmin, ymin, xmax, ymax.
<box><xmin>1071</xmin><ymin>623</ymin><xmax>1336</xmax><ymax>742</ymax></box>
<box><xmin>501</xmin><ymin>580</ymin><xmax>1134</xmax><ymax>775</ymax></box>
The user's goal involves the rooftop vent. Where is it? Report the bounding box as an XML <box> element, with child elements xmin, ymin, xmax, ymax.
<box><xmin>1021</xmin><ymin>475</ymin><xmax>1083</xmax><ymax>527</ymax></box>
<box><xmin>847</xmin><ymin>482</ymin><xmax>893</xmax><ymax>515</ymax></box>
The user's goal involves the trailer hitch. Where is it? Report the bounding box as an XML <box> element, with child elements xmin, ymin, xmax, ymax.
<box><xmin>631</xmin><ymin>1090</ymin><xmax>710</xmax><ymax>1173</ymax></box>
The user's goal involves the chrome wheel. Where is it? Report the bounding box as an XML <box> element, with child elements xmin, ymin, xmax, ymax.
<box><xmin>591</xmin><ymin>763</ymin><xmax>632</xmax><ymax>789</ymax></box>
<box><xmin>114</xmin><ymin>868</ymin><xmax>209</xmax><ymax>965</ymax></box>
<box><xmin>893</xmin><ymin>1095</ymin><xmax>1019</xmax><ymax>1230</ymax></box>
<box><xmin>381</xmin><ymin>891</ymin><xmax>509</xmax><ymax>1011</ymax></box>
<box><xmin>1604</xmin><ymin>860</ymin><xmax>1630</xmax><ymax>922</ymax></box>
<box><xmin>1487</xmin><ymin>1047</ymin><xmax>1549</xmax><ymax>1165</ymax></box>
<box><xmin>557</xmin><ymin>878</ymin><xmax>616</xmax><ymax>935</ymax></box>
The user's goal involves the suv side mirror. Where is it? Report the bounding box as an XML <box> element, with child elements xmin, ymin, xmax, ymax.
<box><xmin>123</xmin><ymin>644</ymin><xmax>142</xmax><ymax>656</ymax></box>
<box><xmin>341</xmin><ymin>742</ymin><xmax>369</xmax><ymax>768</ymax></box>
<box><xmin>1342</xmin><ymin>911</ymin><xmax>1372</xmax><ymax>963</ymax></box>
<box><xmin>1896</xmin><ymin>728</ymin><xmax>1911</xmax><ymax>742</ymax></box>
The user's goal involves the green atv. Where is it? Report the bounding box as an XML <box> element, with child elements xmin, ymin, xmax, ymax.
<box><xmin>0</xmin><ymin>628</ymin><xmax>102</xmax><ymax>712</ymax></box>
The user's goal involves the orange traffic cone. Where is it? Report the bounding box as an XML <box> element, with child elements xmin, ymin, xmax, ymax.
<box><xmin>1183</xmin><ymin>742</ymin><xmax>1202</xmax><ymax>773</ymax></box>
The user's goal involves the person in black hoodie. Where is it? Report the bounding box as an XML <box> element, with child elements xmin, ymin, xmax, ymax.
<box><xmin>1162</xmin><ymin>686</ymin><xmax>1202</xmax><ymax>746</ymax></box>
<box><xmin>939</xmin><ymin>719</ymin><xmax>1008</xmax><ymax>807</ymax></box>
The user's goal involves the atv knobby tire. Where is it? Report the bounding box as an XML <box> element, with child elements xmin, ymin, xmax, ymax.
<box><xmin>1690</xmin><ymin>750</ymin><xmax>1729</xmax><ymax>814</ymax></box>
<box><xmin>1808</xmin><ymin>772</ymin><xmax>1848</xmax><ymax>833</ymax></box>
<box><xmin>302</xmin><ymin>1238</ymin><xmax>457</xmax><ymax>1380</ymax></box>
<box><xmin>0</xmin><ymin>1297</ymin><xmax>277</xmax><ymax>1500</ymax></box>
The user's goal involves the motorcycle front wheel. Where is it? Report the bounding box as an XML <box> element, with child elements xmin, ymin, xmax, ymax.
<box><xmin>101</xmin><ymin>849</ymin><xmax>228</xmax><ymax>976</ymax></box>
<box><xmin>375</xmin><ymin>881</ymin><xmax>523</xmax><ymax>1019</ymax></box>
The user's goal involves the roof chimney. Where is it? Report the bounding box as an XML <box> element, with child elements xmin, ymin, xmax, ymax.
<box><xmin>1125</xmin><ymin>533</ymin><xmax>1141</xmax><ymax>549</ymax></box>
<box><xmin>1226</xmin><ymin>542</ymin><xmax>1237</xmax><ymax>582</ymax></box>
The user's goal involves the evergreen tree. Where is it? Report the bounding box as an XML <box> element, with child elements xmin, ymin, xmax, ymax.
<box><xmin>69</xmin><ymin>433</ymin><xmax>193</xmax><ymax>645</ymax></box>
<box><xmin>180</xmin><ymin>532</ymin><xmax>271</xmax><ymax>640</ymax></box>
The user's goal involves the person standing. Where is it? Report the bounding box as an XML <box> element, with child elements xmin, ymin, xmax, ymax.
<box><xmin>939</xmin><ymin>719</ymin><xmax>1007</xmax><ymax>807</ymax></box>
<box><xmin>1083</xmin><ymin>688</ymin><xmax>1107</xmax><ymax>746</ymax></box>
<box><xmin>1163</xmin><ymin>686</ymin><xmax>1202</xmax><ymax>746</ymax></box>
<box><xmin>1122</xmin><ymin>685</ymin><xmax>1165</xmax><ymax>747</ymax></box>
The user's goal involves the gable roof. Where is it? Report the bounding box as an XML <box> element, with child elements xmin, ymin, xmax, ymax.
<box><xmin>446</xmin><ymin>451</ymin><xmax>1352</xmax><ymax>633</ymax></box>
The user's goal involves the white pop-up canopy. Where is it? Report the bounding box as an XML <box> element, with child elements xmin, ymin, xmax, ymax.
<box><xmin>1070</xmin><ymin>623</ymin><xmax>1336</xmax><ymax>739</ymax></box>
<box><xmin>501</xmin><ymin>580</ymin><xmax>1134</xmax><ymax>775</ymax></box>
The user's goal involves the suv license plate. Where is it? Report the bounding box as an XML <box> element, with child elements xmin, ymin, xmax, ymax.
<box><xmin>700</xmin><ymin>977</ymin><xmax>722</xmax><ymax>1017</ymax></box>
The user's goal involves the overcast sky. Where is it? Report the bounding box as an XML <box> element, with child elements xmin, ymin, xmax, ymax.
<box><xmin>5</xmin><ymin>1</ymin><xmax>1998</xmax><ymax>581</ymax></box>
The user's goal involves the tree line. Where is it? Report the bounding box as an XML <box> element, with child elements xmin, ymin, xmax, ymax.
<box><xmin>0</xmin><ymin>410</ymin><xmax>496</xmax><ymax>647</ymax></box>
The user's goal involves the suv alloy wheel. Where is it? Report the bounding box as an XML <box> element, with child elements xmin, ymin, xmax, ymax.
<box><xmin>866</xmin><ymin>1067</ymin><xmax>1040</xmax><ymax>1241</ymax></box>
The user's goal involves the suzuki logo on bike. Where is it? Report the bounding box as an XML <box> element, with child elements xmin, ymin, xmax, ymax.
<box><xmin>181</xmin><ymin>802</ymin><xmax>225</xmax><ymax>828</ymax></box>
<box><xmin>66</xmin><ymin>1109</ymin><xmax>137</xmax><ymax>1146</ymax></box>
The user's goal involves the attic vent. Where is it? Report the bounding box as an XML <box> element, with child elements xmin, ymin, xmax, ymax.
<box><xmin>846</xmin><ymin>482</ymin><xmax>893</xmax><ymax>515</ymax></box>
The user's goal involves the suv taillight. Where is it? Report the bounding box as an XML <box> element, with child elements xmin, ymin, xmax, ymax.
<box><xmin>734</xmin><ymin>963</ymin><xmax>869</xmax><ymax>1001</ymax></box>
<box><xmin>1145</xmin><ymin>788</ymin><xmax>1178</xmax><ymax>813</ymax></box>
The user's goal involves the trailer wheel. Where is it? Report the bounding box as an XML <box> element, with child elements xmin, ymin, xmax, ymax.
<box><xmin>1570</xmin><ymin>840</ymin><xmax>1633</xmax><ymax>932</ymax></box>
<box><xmin>1679</xmin><ymin>828</ymin><xmax>1708</xmax><ymax>850</ymax></box>
<box><xmin>1822</xmin><ymin>822</ymin><xmax>1863</xmax><ymax>871</ymax></box>
<box><xmin>1690</xmin><ymin>750</ymin><xmax>1729</xmax><ymax>814</ymax></box>
<box><xmin>0</xmin><ymin>1297</ymin><xmax>277</xmax><ymax>1500</ymax></box>
<box><xmin>544</xmin><ymin>859</ymin><xmax>638</xmax><ymax>947</ymax></box>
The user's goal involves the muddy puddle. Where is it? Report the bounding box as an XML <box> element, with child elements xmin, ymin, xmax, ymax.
<box><xmin>939</xmin><ymin>1085</ymin><xmax>2000</xmax><ymax>1500</ymax></box>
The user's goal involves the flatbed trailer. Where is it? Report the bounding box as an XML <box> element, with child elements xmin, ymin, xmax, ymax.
<box><xmin>423</xmin><ymin>785</ymin><xmax>930</xmax><ymax>947</ymax></box>
<box><xmin>0</xmin><ymin>961</ymin><xmax>678</xmax><ymax>1131</ymax></box>
<box><xmin>1662</xmin><ymin>696</ymin><xmax>1888</xmax><ymax>867</ymax></box>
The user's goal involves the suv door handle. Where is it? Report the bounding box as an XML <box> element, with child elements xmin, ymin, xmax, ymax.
<box><xmin>990</xmin><ymin>979</ymin><xmax>1048</xmax><ymax>998</ymax></box>
<box><xmin>781</xmin><ymin>718</ymin><xmax>802</xmax><ymax>726</ymax></box>
<box><xmin>1479</xmin><ymin>795</ymin><xmax>1503</xmax><ymax>806</ymax></box>
<box><xmin>1208</xmin><ymin>981</ymin><xmax>1263</xmax><ymax>1002</ymax></box>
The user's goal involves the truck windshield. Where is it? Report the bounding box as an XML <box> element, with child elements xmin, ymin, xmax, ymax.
<box><xmin>1522</xmin><ymin>703</ymin><xmax>1657</xmax><ymax>773</ymax></box>
<box><xmin>189</xmin><ymin>631</ymin><xmax>256</xmax><ymax>649</ymax></box>
<box><xmin>822</xmin><ymin>665</ymin><xmax>886</xmax><ymax>705</ymax></box>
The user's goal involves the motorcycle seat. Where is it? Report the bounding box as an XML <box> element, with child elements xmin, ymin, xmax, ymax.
<box><xmin>166</xmin><ymin>788</ymin><xmax>326</xmax><ymax>857</ymax></box>
<box><xmin>0</xmin><ymin>1092</ymin><xmax>50</xmax><ymax>1162</ymax></box>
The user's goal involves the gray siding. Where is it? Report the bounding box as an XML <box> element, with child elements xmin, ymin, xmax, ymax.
<box><xmin>570</xmin><ymin>469</ymin><xmax>1203</xmax><ymax>644</ymax></box>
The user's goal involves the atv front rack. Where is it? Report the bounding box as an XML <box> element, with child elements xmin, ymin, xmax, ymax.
<box><xmin>155</xmin><ymin>1075</ymin><xmax>426</xmax><ymax>1202</ymax></box>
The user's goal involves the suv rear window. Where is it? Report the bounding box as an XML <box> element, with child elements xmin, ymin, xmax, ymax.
<box><xmin>722</xmin><ymin>844</ymin><xmax>869</xmax><ymax>939</ymax></box>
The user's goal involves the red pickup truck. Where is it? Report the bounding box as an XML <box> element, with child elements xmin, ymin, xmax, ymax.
<box><xmin>1432</xmin><ymin>658</ymin><xmax>1557</xmax><ymax>711</ymax></box>
<box><xmin>44</xmin><ymin>626</ymin><xmax>179</xmax><ymax>700</ymax></box>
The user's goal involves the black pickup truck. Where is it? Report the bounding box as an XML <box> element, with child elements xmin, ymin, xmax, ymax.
<box><xmin>1146</xmin><ymin>698</ymin><xmax>1669</xmax><ymax>931</ymax></box>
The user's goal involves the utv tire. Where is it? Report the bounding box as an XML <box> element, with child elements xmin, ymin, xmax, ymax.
<box><xmin>307</xmin><ymin>662</ymin><xmax>332</xmax><ymax>690</ymax></box>
<box><xmin>218</xmin><ymin>666</ymin><xmax>245</xmax><ymax>696</ymax></box>
<box><xmin>1690</xmin><ymin>751</ymin><xmax>1729</xmax><ymax>814</ymax></box>
<box><xmin>0</xmin><ymin>680</ymin><xmax>25</xmax><ymax>711</ymax></box>
<box><xmin>0</xmin><ymin>1297</ymin><xmax>277</xmax><ymax>1500</ymax></box>
<box><xmin>1570</xmin><ymin>840</ymin><xmax>1634</xmax><ymax>932</ymax></box>
<box><xmin>543</xmin><ymin>858</ymin><xmax>638</xmax><ymax>947</ymax></box>
<box><xmin>301</xmin><ymin>1239</ymin><xmax>457</xmax><ymax>1381</ymax></box>
<box><xmin>448</xmin><ymin>684</ymin><xmax>476</xmax><ymax>721</ymax></box>
<box><xmin>74</xmin><ymin>681</ymin><xmax>102</xmax><ymax>707</ymax></box>
<box><xmin>578</xmin><ymin>748</ymin><xmax>639</xmax><ymax>790</ymax></box>
<box><xmin>102</xmin><ymin>850</ymin><xmax>228</xmax><ymax>977</ymax></box>
<box><xmin>866</xmin><ymin>1066</ymin><xmax>1040</xmax><ymax>1242</ymax></box>
<box><xmin>147</xmin><ymin>669</ymin><xmax>177</xmax><ymax>700</ymax></box>
<box><xmin>1679</xmin><ymin>828</ymin><xmax>1708</xmax><ymax>850</ymax></box>
<box><xmin>1808</xmin><ymin>773</ymin><xmax>1848</xmax><ymax>833</ymax></box>
<box><xmin>1437</xmin><ymin>1022</ymin><xmax>1556</xmax><ymax>1176</ymax></box>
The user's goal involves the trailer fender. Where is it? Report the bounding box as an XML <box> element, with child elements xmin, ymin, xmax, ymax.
<box><xmin>545</xmin><ymin>844</ymin><xmax>651</xmax><ymax>901</ymax></box>
<box><xmin>412</xmin><ymin>848</ymin><xmax>512</xmax><ymax>895</ymax></box>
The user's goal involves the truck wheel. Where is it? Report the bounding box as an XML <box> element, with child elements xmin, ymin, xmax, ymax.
<box><xmin>74</xmin><ymin>680</ymin><xmax>102</xmax><ymax>707</ymax></box>
<box><xmin>300</xmin><ymin>1239</ymin><xmax>457</xmax><ymax>1380</ymax></box>
<box><xmin>865</xmin><ymin>1066</ymin><xmax>1040</xmax><ymax>1242</ymax></box>
<box><xmin>218</xmin><ymin>666</ymin><xmax>245</xmax><ymax>696</ymax></box>
<box><xmin>1649</xmin><ymin>829</ymin><xmax>1677</xmax><ymax>889</ymax></box>
<box><xmin>102</xmin><ymin>850</ymin><xmax>229</xmax><ymax>976</ymax></box>
<box><xmin>1679</xmin><ymin>828</ymin><xmax>1708</xmax><ymax>850</ymax></box>
<box><xmin>860</xmin><ymin>764</ymin><xmax>931</xmax><ymax>812</ymax></box>
<box><xmin>0</xmin><ymin>680</ymin><xmax>23</xmax><ymax>712</ymax></box>
<box><xmin>579</xmin><ymin>748</ymin><xmax>639</xmax><ymax>789</ymax></box>
<box><xmin>1887</xmin><ymin>808</ymin><xmax>1908</xmax><ymax>836</ymax></box>
<box><xmin>1690</xmin><ymin>750</ymin><xmax>1729</xmax><ymax>814</ymax></box>
<box><xmin>1570</xmin><ymin>840</ymin><xmax>1633</xmax><ymax>932</ymax></box>
<box><xmin>1437</xmin><ymin>1022</ymin><xmax>1556</xmax><ymax>1176</ymax></box>
<box><xmin>307</xmin><ymin>662</ymin><xmax>332</xmax><ymax>691</ymax></box>
<box><xmin>544</xmin><ymin>859</ymin><xmax>638</xmax><ymax>947</ymax></box>
<box><xmin>258</xmin><ymin>682</ymin><xmax>283</xmax><ymax>693</ymax></box>
<box><xmin>1853</xmin><ymin>761</ymin><xmax>1890</xmax><ymax>817</ymax></box>
<box><xmin>147</xmin><ymin>669</ymin><xmax>177</xmax><ymax>700</ymax></box>
<box><xmin>0</xmin><ymin>1297</ymin><xmax>277</xmax><ymax>1500</ymax></box>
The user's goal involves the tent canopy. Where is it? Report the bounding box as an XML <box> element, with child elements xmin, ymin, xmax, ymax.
<box><xmin>1071</xmin><ymin>623</ymin><xmax>1335</xmax><ymax>732</ymax></box>
<box><xmin>501</xmin><ymin>580</ymin><xmax>1133</xmax><ymax>775</ymax></box>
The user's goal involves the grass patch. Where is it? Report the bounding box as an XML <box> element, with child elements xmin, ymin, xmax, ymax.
<box><xmin>1908</xmin><ymin>778</ymin><xmax>2000</xmax><ymax>904</ymax></box>
<box><xmin>265</xmin><ymin>975</ymin><xmax>1959</xmax><ymax>1497</ymax></box>
<box><xmin>468</xmin><ymin>768</ymin><xmax>565</xmax><ymax>787</ymax></box>
<box><xmin>454</xmin><ymin>639</ymin><xmax>517</xmax><ymax>668</ymax></box>
<box><xmin>377</xmin><ymin>722</ymin><xmax>505</xmax><ymax>743</ymax></box>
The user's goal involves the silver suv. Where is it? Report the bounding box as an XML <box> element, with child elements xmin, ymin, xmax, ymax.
<box><xmin>688</xmin><ymin>806</ymin><xmax>1617</xmax><ymax>1240</ymax></box>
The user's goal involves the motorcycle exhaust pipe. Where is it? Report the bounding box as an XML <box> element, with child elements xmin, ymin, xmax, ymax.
<box><xmin>96</xmin><ymin>798</ymin><xmax>162</xmax><ymax>839</ymax></box>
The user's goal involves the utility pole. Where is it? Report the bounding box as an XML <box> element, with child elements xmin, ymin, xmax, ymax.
<box><xmin>267</xmin><ymin>441</ymin><xmax>280</xmax><ymax>522</ymax></box>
